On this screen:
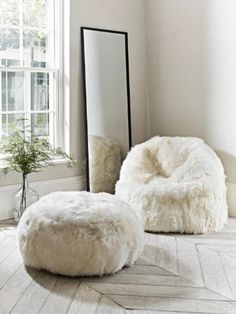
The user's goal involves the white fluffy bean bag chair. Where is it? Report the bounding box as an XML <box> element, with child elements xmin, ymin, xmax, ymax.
<box><xmin>17</xmin><ymin>192</ymin><xmax>143</xmax><ymax>276</ymax></box>
<box><xmin>116</xmin><ymin>136</ymin><xmax>228</xmax><ymax>234</ymax></box>
<box><xmin>88</xmin><ymin>135</ymin><xmax>121</xmax><ymax>193</ymax></box>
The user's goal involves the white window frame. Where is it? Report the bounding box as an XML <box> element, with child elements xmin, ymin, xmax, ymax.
<box><xmin>0</xmin><ymin>0</ymin><xmax>64</xmax><ymax>150</ymax></box>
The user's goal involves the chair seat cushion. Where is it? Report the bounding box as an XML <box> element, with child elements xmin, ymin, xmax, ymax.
<box><xmin>17</xmin><ymin>192</ymin><xmax>143</xmax><ymax>276</ymax></box>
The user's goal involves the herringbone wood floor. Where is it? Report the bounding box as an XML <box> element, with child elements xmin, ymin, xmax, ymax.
<box><xmin>0</xmin><ymin>219</ymin><xmax>236</xmax><ymax>313</ymax></box>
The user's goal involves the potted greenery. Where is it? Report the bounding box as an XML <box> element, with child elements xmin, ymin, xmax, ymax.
<box><xmin>0</xmin><ymin>119</ymin><xmax>77</xmax><ymax>222</ymax></box>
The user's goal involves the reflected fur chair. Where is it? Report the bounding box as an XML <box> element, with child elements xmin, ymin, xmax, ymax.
<box><xmin>89</xmin><ymin>135</ymin><xmax>121</xmax><ymax>193</ymax></box>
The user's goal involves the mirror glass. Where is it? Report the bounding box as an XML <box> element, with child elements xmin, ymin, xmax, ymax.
<box><xmin>81</xmin><ymin>27</ymin><xmax>132</xmax><ymax>193</ymax></box>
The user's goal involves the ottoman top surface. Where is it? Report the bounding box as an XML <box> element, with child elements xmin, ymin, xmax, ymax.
<box><xmin>20</xmin><ymin>191</ymin><xmax>138</xmax><ymax>226</ymax></box>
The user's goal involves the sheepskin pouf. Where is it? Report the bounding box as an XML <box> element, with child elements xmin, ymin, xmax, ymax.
<box><xmin>17</xmin><ymin>192</ymin><xmax>143</xmax><ymax>276</ymax></box>
<box><xmin>88</xmin><ymin>135</ymin><xmax>121</xmax><ymax>193</ymax></box>
<box><xmin>116</xmin><ymin>136</ymin><xmax>228</xmax><ymax>234</ymax></box>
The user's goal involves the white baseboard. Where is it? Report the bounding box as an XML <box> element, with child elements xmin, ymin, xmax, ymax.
<box><xmin>0</xmin><ymin>175</ymin><xmax>87</xmax><ymax>220</ymax></box>
<box><xmin>1</xmin><ymin>176</ymin><xmax>235</xmax><ymax>220</ymax></box>
<box><xmin>226</xmin><ymin>181</ymin><xmax>236</xmax><ymax>217</ymax></box>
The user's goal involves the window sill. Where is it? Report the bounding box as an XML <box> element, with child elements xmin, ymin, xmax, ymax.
<box><xmin>0</xmin><ymin>158</ymin><xmax>69</xmax><ymax>170</ymax></box>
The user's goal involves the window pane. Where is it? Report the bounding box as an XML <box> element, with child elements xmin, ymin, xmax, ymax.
<box><xmin>23</xmin><ymin>0</ymin><xmax>49</xmax><ymax>29</ymax></box>
<box><xmin>23</xmin><ymin>30</ymin><xmax>53</xmax><ymax>67</ymax></box>
<box><xmin>1</xmin><ymin>114</ymin><xmax>7</xmax><ymax>138</ymax></box>
<box><xmin>0</xmin><ymin>28</ymin><xmax>20</xmax><ymax>66</ymax></box>
<box><xmin>0</xmin><ymin>0</ymin><xmax>57</xmax><ymax>148</ymax></box>
<box><xmin>31</xmin><ymin>112</ymin><xmax>49</xmax><ymax>136</ymax></box>
<box><xmin>0</xmin><ymin>0</ymin><xmax>19</xmax><ymax>26</ymax></box>
<box><xmin>1</xmin><ymin>71</ymin><xmax>24</xmax><ymax>111</ymax></box>
<box><xmin>1</xmin><ymin>113</ymin><xmax>24</xmax><ymax>139</ymax></box>
<box><xmin>31</xmin><ymin>72</ymin><xmax>49</xmax><ymax>111</ymax></box>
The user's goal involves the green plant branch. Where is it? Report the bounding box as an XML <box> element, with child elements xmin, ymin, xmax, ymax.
<box><xmin>0</xmin><ymin>118</ymin><xmax>79</xmax><ymax>177</ymax></box>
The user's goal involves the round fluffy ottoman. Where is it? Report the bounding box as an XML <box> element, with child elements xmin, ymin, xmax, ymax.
<box><xmin>17</xmin><ymin>192</ymin><xmax>143</xmax><ymax>277</ymax></box>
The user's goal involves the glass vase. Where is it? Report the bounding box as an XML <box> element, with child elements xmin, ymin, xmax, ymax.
<box><xmin>13</xmin><ymin>174</ymin><xmax>39</xmax><ymax>223</ymax></box>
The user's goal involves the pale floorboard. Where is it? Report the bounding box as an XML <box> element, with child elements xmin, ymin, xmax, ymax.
<box><xmin>86</xmin><ymin>282</ymin><xmax>228</xmax><ymax>300</ymax></box>
<box><xmin>118</xmin><ymin>265</ymin><xmax>173</xmax><ymax>276</ymax></box>
<box><xmin>39</xmin><ymin>277</ymin><xmax>79</xmax><ymax>314</ymax></box>
<box><xmin>11</xmin><ymin>271</ymin><xmax>57</xmax><ymax>314</ymax></box>
<box><xmin>0</xmin><ymin>237</ymin><xmax>17</xmax><ymax>264</ymax></box>
<box><xmin>197</xmin><ymin>245</ymin><xmax>233</xmax><ymax>299</ymax></box>
<box><xmin>0</xmin><ymin>233</ymin><xmax>7</xmax><ymax>243</ymax></box>
<box><xmin>0</xmin><ymin>219</ymin><xmax>236</xmax><ymax>313</ymax></box>
<box><xmin>220</xmin><ymin>253</ymin><xmax>236</xmax><ymax>299</ymax></box>
<box><xmin>224</xmin><ymin>252</ymin><xmax>236</xmax><ymax>259</ymax></box>
<box><xmin>96</xmin><ymin>296</ymin><xmax>126</xmax><ymax>314</ymax></box>
<box><xmin>176</xmin><ymin>238</ymin><xmax>204</xmax><ymax>287</ymax></box>
<box><xmin>0</xmin><ymin>249</ymin><xmax>23</xmax><ymax>289</ymax></box>
<box><xmin>158</xmin><ymin>236</ymin><xmax>179</xmax><ymax>275</ymax></box>
<box><xmin>136</xmin><ymin>245</ymin><xmax>157</xmax><ymax>266</ymax></box>
<box><xmin>67</xmin><ymin>283</ymin><xmax>101</xmax><ymax>314</ymax></box>
<box><xmin>84</xmin><ymin>274</ymin><xmax>198</xmax><ymax>287</ymax></box>
<box><xmin>0</xmin><ymin>306</ymin><xmax>6</xmax><ymax>314</ymax></box>
<box><xmin>181</xmin><ymin>238</ymin><xmax>236</xmax><ymax>245</ymax></box>
<box><xmin>0</xmin><ymin>265</ymin><xmax>37</xmax><ymax>313</ymax></box>
<box><xmin>203</xmin><ymin>244</ymin><xmax>236</xmax><ymax>253</ymax></box>
<box><xmin>107</xmin><ymin>295</ymin><xmax>236</xmax><ymax>313</ymax></box>
<box><xmin>129</xmin><ymin>311</ymin><xmax>200</xmax><ymax>314</ymax></box>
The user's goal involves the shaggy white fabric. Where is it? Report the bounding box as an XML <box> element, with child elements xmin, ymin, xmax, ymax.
<box><xmin>88</xmin><ymin>135</ymin><xmax>121</xmax><ymax>193</ymax></box>
<box><xmin>17</xmin><ymin>192</ymin><xmax>143</xmax><ymax>276</ymax></box>
<box><xmin>116</xmin><ymin>136</ymin><xmax>228</xmax><ymax>234</ymax></box>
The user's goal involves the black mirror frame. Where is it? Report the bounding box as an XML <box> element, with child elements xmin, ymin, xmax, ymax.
<box><xmin>81</xmin><ymin>26</ymin><xmax>132</xmax><ymax>191</ymax></box>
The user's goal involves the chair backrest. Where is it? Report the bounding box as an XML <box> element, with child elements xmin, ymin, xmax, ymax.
<box><xmin>119</xmin><ymin>136</ymin><xmax>224</xmax><ymax>184</ymax></box>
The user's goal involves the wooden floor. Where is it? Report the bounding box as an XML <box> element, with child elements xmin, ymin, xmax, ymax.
<box><xmin>0</xmin><ymin>220</ymin><xmax>236</xmax><ymax>314</ymax></box>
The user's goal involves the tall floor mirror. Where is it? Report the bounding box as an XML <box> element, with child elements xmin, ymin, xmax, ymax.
<box><xmin>81</xmin><ymin>27</ymin><xmax>132</xmax><ymax>193</ymax></box>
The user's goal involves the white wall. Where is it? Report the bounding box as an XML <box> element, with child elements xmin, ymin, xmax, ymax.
<box><xmin>0</xmin><ymin>0</ymin><xmax>148</xmax><ymax>187</ymax></box>
<box><xmin>70</xmin><ymin>0</ymin><xmax>148</xmax><ymax>149</ymax></box>
<box><xmin>147</xmin><ymin>0</ymin><xmax>236</xmax><ymax>216</ymax></box>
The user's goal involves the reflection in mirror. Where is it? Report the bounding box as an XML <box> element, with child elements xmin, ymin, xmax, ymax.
<box><xmin>81</xmin><ymin>27</ymin><xmax>132</xmax><ymax>193</ymax></box>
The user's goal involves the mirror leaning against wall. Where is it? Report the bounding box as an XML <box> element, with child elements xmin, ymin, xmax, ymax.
<box><xmin>81</xmin><ymin>27</ymin><xmax>132</xmax><ymax>193</ymax></box>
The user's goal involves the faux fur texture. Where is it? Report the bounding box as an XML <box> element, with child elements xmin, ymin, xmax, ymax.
<box><xmin>116</xmin><ymin>136</ymin><xmax>228</xmax><ymax>234</ymax></box>
<box><xmin>17</xmin><ymin>192</ymin><xmax>143</xmax><ymax>276</ymax></box>
<box><xmin>88</xmin><ymin>135</ymin><xmax>121</xmax><ymax>193</ymax></box>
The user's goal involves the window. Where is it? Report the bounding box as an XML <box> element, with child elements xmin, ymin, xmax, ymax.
<box><xmin>0</xmin><ymin>0</ymin><xmax>62</xmax><ymax>147</ymax></box>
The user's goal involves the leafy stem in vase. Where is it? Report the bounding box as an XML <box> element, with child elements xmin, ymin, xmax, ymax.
<box><xmin>0</xmin><ymin>119</ymin><xmax>80</xmax><ymax>220</ymax></box>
